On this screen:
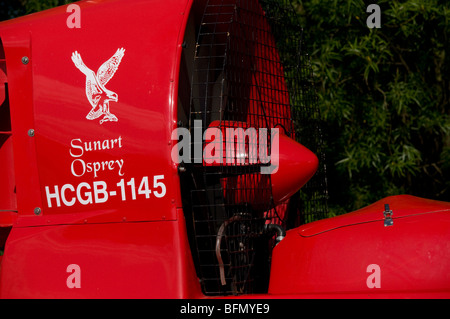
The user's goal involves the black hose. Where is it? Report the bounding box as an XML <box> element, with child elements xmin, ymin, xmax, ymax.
<box><xmin>264</xmin><ymin>224</ymin><xmax>286</xmax><ymax>245</ymax></box>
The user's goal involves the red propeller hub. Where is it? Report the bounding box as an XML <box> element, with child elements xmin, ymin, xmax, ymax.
<box><xmin>270</xmin><ymin>134</ymin><xmax>319</xmax><ymax>205</ymax></box>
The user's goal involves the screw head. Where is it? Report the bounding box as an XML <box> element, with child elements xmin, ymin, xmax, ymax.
<box><xmin>22</xmin><ymin>56</ymin><xmax>29</xmax><ymax>64</ymax></box>
<box><xmin>28</xmin><ymin>129</ymin><xmax>35</xmax><ymax>137</ymax></box>
<box><xmin>34</xmin><ymin>207</ymin><xmax>42</xmax><ymax>215</ymax></box>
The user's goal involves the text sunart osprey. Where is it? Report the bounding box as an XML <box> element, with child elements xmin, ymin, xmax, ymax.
<box><xmin>71</xmin><ymin>48</ymin><xmax>125</xmax><ymax>124</ymax></box>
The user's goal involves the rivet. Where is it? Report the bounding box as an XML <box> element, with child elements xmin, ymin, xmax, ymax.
<box><xmin>28</xmin><ymin>129</ymin><xmax>35</xmax><ymax>137</ymax></box>
<box><xmin>34</xmin><ymin>207</ymin><xmax>41</xmax><ymax>215</ymax></box>
<box><xmin>22</xmin><ymin>56</ymin><xmax>29</xmax><ymax>64</ymax></box>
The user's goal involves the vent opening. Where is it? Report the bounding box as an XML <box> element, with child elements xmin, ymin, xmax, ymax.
<box><xmin>0</xmin><ymin>37</ymin><xmax>17</xmax><ymax>259</ymax></box>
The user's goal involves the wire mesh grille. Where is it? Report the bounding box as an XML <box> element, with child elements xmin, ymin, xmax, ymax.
<box><xmin>180</xmin><ymin>0</ymin><xmax>328</xmax><ymax>295</ymax></box>
<box><xmin>258</xmin><ymin>0</ymin><xmax>329</xmax><ymax>226</ymax></box>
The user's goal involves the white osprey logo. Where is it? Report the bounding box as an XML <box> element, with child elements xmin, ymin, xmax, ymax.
<box><xmin>71</xmin><ymin>48</ymin><xmax>125</xmax><ymax>124</ymax></box>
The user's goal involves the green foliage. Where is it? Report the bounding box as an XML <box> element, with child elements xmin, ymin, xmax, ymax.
<box><xmin>23</xmin><ymin>0</ymin><xmax>74</xmax><ymax>13</ymax></box>
<box><xmin>296</xmin><ymin>0</ymin><xmax>449</xmax><ymax>211</ymax></box>
<box><xmin>0</xmin><ymin>0</ymin><xmax>74</xmax><ymax>21</ymax></box>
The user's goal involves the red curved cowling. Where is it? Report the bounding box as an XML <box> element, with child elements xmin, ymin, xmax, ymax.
<box><xmin>0</xmin><ymin>0</ymin><xmax>202</xmax><ymax>298</ymax></box>
<box><xmin>0</xmin><ymin>0</ymin><xmax>449</xmax><ymax>298</ymax></box>
<box><xmin>269</xmin><ymin>195</ymin><xmax>450</xmax><ymax>298</ymax></box>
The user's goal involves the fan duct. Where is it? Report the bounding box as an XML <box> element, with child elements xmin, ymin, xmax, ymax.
<box><xmin>177</xmin><ymin>0</ymin><xmax>328</xmax><ymax>295</ymax></box>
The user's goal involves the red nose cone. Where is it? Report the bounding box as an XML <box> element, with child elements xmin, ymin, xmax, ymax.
<box><xmin>271</xmin><ymin>134</ymin><xmax>319</xmax><ymax>205</ymax></box>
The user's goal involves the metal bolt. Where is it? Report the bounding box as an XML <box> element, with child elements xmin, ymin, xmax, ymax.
<box><xmin>22</xmin><ymin>56</ymin><xmax>29</xmax><ymax>64</ymax></box>
<box><xmin>28</xmin><ymin>129</ymin><xmax>35</xmax><ymax>137</ymax></box>
<box><xmin>34</xmin><ymin>207</ymin><xmax>42</xmax><ymax>215</ymax></box>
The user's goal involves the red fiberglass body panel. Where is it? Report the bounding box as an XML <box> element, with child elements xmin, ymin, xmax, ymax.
<box><xmin>0</xmin><ymin>0</ymin><xmax>204</xmax><ymax>298</ymax></box>
<box><xmin>269</xmin><ymin>196</ymin><xmax>450</xmax><ymax>297</ymax></box>
<box><xmin>0</xmin><ymin>0</ymin><xmax>191</xmax><ymax>225</ymax></box>
<box><xmin>1</xmin><ymin>210</ymin><xmax>201</xmax><ymax>298</ymax></box>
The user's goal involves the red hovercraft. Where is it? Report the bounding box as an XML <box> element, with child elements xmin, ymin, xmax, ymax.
<box><xmin>0</xmin><ymin>0</ymin><xmax>449</xmax><ymax>298</ymax></box>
